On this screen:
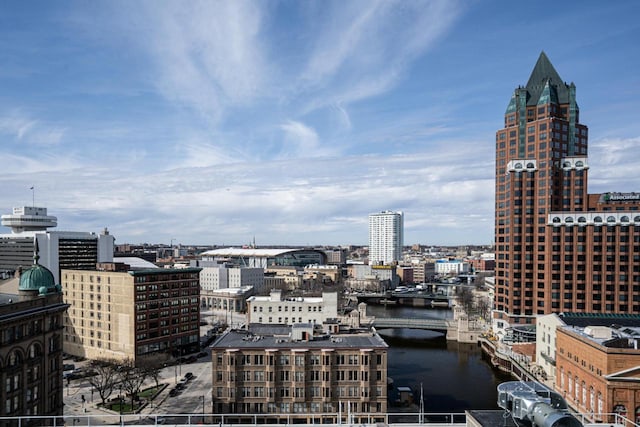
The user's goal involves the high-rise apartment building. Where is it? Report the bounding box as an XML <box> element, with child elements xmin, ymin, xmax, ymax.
<box><xmin>368</xmin><ymin>211</ymin><xmax>403</xmax><ymax>265</ymax></box>
<box><xmin>494</xmin><ymin>52</ymin><xmax>640</xmax><ymax>330</ymax></box>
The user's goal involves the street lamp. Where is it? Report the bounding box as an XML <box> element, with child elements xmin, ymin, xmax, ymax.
<box><xmin>201</xmin><ymin>395</ymin><xmax>205</xmax><ymax>422</ymax></box>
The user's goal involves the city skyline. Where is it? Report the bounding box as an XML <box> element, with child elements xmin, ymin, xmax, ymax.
<box><xmin>1</xmin><ymin>1</ymin><xmax>640</xmax><ymax>246</ymax></box>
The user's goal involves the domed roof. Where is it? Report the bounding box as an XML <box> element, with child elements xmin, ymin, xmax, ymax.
<box><xmin>19</xmin><ymin>263</ymin><xmax>56</xmax><ymax>293</ymax></box>
<box><xmin>19</xmin><ymin>240</ymin><xmax>58</xmax><ymax>295</ymax></box>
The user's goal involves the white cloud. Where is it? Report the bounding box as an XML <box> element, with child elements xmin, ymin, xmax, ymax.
<box><xmin>134</xmin><ymin>1</ymin><xmax>269</xmax><ymax>122</ymax></box>
<box><xmin>279</xmin><ymin>120</ymin><xmax>321</xmax><ymax>158</ymax></box>
<box><xmin>0</xmin><ymin>112</ymin><xmax>65</xmax><ymax>146</ymax></box>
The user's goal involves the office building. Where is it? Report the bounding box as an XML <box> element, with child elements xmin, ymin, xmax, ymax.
<box><xmin>494</xmin><ymin>52</ymin><xmax>640</xmax><ymax>330</ymax></box>
<box><xmin>0</xmin><ymin>251</ymin><xmax>69</xmax><ymax>423</ymax></box>
<box><xmin>61</xmin><ymin>263</ymin><xmax>202</xmax><ymax>363</ymax></box>
<box><xmin>368</xmin><ymin>211</ymin><xmax>403</xmax><ymax>265</ymax></box>
<box><xmin>0</xmin><ymin>206</ymin><xmax>114</xmax><ymax>283</ymax></box>
<box><xmin>211</xmin><ymin>324</ymin><xmax>388</xmax><ymax>421</ymax></box>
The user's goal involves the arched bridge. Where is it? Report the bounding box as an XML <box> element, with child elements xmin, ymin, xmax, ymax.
<box><xmin>371</xmin><ymin>317</ymin><xmax>452</xmax><ymax>332</ymax></box>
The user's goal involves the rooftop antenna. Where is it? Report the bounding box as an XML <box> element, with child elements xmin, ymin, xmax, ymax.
<box><xmin>30</xmin><ymin>186</ymin><xmax>35</xmax><ymax>207</ymax></box>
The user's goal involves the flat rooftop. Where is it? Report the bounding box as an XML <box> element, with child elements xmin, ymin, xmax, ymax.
<box><xmin>212</xmin><ymin>328</ymin><xmax>388</xmax><ymax>350</ymax></box>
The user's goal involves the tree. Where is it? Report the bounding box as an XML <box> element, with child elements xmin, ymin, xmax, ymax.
<box><xmin>119</xmin><ymin>358</ymin><xmax>147</xmax><ymax>409</ymax></box>
<box><xmin>141</xmin><ymin>354</ymin><xmax>167</xmax><ymax>390</ymax></box>
<box><xmin>87</xmin><ymin>358</ymin><xmax>119</xmax><ymax>405</ymax></box>
<box><xmin>455</xmin><ymin>286</ymin><xmax>474</xmax><ymax>315</ymax></box>
<box><xmin>476</xmin><ymin>297</ymin><xmax>492</xmax><ymax>321</ymax></box>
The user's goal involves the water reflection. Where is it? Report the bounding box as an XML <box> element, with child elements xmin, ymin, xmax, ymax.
<box><xmin>368</xmin><ymin>305</ymin><xmax>510</xmax><ymax>412</ymax></box>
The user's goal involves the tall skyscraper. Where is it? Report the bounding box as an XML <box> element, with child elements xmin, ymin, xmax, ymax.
<box><xmin>368</xmin><ymin>211</ymin><xmax>404</xmax><ymax>265</ymax></box>
<box><xmin>494</xmin><ymin>52</ymin><xmax>640</xmax><ymax>330</ymax></box>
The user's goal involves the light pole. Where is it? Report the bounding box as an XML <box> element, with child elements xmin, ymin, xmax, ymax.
<box><xmin>201</xmin><ymin>395</ymin><xmax>205</xmax><ymax>422</ymax></box>
<box><xmin>119</xmin><ymin>385</ymin><xmax>123</xmax><ymax>427</ymax></box>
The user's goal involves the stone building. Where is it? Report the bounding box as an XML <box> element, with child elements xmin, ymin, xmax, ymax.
<box><xmin>0</xmin><ymin>251</ymin><xmax>69</xmax><ymax>425</ymax></box>
<box><xmin>211</xmin><ymin>324</ymin><xmax>388</xmax><ymax>422</ymax></box>
<box><xmin>61</xmin><ymin>263</ymin><xmax>201</xmax><ymax>364</ymax></box>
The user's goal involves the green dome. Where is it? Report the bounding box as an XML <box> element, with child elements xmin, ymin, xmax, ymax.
<box><xmin>19</xmin><ymin>264</ymin><xmax>56</xmax><ymax>293</ymax></box>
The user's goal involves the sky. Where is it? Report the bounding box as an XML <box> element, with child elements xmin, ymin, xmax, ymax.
<box><xmin>1</xmin><ymin>1</ymin><xmax>640</xmax><ymax>247</ymax></box>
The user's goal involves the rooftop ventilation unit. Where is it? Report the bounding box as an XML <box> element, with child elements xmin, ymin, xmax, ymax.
<box><xmin>497</xmin><ymin>381</ymin><xmax>582</xmax><ymax>427</ymax></box>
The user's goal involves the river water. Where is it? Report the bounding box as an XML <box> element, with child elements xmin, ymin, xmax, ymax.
<box><xmin>367</xmin><ymin>305</ymin><xmax>511</xmax><ymax>413</ymax></box>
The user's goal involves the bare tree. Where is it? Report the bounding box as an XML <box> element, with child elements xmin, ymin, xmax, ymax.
<box><xmin>455</xmin><ymin>286</ymin><xmax>475</xmax><ymax>315</ymax></box>
<box><xmin>141</xmin><ymin>354</ymin><xmax>167</xmax><ymax>390</ymax></box>
<box><xmin>87</xmin><ymin>358</ymin><xmax>119</xmax><ymax>405</ymax></box>
<box><xmin>118</xmin><ymin>358</ymin><xmax>147</xmax><ymax>409</ymax></box>
<box><xmin>476</xmin><ymin>297</ymin><xmax>492</xmax><ymax>321</ymax></box>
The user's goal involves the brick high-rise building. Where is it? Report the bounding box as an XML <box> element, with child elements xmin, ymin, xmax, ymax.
<box><xmin>494</xmin><ymin>52</ymin><xmax>640</xmax><ymax>331</ymax></box>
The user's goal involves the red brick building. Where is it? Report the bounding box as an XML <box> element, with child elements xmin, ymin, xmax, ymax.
<box><xmin>494</xmin><ymin>52</ymin><xmax>640</xmax><ymax>330</ymax></box>
<box><xmin>556</xmin><ymin>324</ymin><xmax>640</xmax><ymax>424</ymax></box>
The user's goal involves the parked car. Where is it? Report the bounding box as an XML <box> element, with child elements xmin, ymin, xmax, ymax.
<box><xmin>184</xmin><ymin>372</ymin><xmax>193</xmax><ymax>380</ymax></box>
<box><xmin>197</xmin><ymin>351</ymin><xmax>207</xmax><ymax>358</ymax></box>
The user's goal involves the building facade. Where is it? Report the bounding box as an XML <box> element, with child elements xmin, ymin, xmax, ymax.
<box><xmin>61</xmin><ymin>264</ymin><xmax>201</xmax><ymax>363</ymax></box>
<box><xmin>246</xmin><ymin>290</ymin><xmax>338</xmax><ymax>325</ymax></box>
<box><xmin>494</xmin><ymin>52</ymin><xmax>640</xmax><ymax>329</ymax></box>
<box><xmin>0</xmin><ymin>254</ymin><xmax>69</xmax><ymax>424</ymax></box>
<box><xmin>555</xmin><ymin>324</ymin><xmax>640</xmax><ymax>424</ymax></box>
<box><xmin>211</xmin><ymin>325</ymin><xmax>388</xmax><ymax>421</ymax></box>
<box><xmin>0</xmin><ymin>207</ymin><xmax>115</xmax><ymax>283</ymax></box>
<box><xmin>368</xmin><ymin>211</ymin><xmax>403</xmax><ymax>265</ymax></box>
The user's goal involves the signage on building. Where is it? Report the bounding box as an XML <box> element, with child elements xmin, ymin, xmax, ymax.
<box><xmin>602</xmin><ymin>192</ymin><xmax>640</xmax><ymax>203</ymax></box>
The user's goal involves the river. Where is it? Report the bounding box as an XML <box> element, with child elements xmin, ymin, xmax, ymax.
<box><xmin>367</xmin><ymin>305</ymin><xmax>511</xmax><ymax>413</ymax></box>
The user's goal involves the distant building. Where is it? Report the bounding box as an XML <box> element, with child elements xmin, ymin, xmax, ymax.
<box><xmin>0</xmin><ymin>251</ymin><xmax>69</xmax><ymax>423</ymax></box>
<box><xmin>0</xmin><ymin>206</ymin><xmax>114</xmax><ymax>282</ymax></box>
<box><xmin>411</xmin><ymin>261</ymin><xmax>435</xmax><ymax>284</ymax></box>
<box><xmin>191</xmin><ymin>260</ymin><xmax>264</xmax><ymax>307</ymax></box>
<box><xmin>368</xmin><ymin>211</ymin><xmax>403</xmax><ymax>265</ymax></box>
<box><xmin>396</xmin><ymin>266</ymin><xmax>413</xmax><ymax>284</ymax></box>
<box><xmin>246</xmin><ymin>290</ymin><xmax>338</xmax><ymax>325</ymax></box>
<box><xmin>199</xmin><ymin>248</ymin><xmax>327</xmax><ymax>269</ymax></box>
<box><xmin>434</xmin><ymin>259</ymin><xmax>470</xmax><ymax>275</ymax></box>
<box><xmin>211</xmin><ymin>324</ymin><xmax>388</xmax><ymax>420</ymax></box>
<box><xmin>555</xmin><ymin>321</ymin><xmax>640</xmax><ymax>424</ymax></box>
<box><xmin>61</xmin><ymin>264</ymin><xmax>202</xmax><ymax>363</ymax></box>
<box><xmin>322</xmin><ymin>248</ymin><xmax>347</xmax><ymax>265</ymax></box>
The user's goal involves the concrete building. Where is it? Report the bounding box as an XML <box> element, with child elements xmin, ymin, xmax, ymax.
<box><xmin>322</xmin><ymin>248</ymin><xmax>347</xmax><ymax>265</ymax></box>
<box><xmin>555</xmin><ymin>322</ymin><xmax>640</xmax><ymax>424</ymax></box>
<box><xmin>434</xmin><ymin>259</ymin><xmax>470</xmax><ymax>275</ymax></box>
<box><xmin>368</xmin><ymin>211</ymin><xmax>403</xmax><ymax>265</ymax></box>
<box><xmin>246</xmin><ymin>290</ymin><xmax>338</xmax><ymax>325</ymax></box>
<box><xmin>494</xmin><ymin>52</ymin><xmax>640</xmax><ymax>330</ymax></box>
<box><xmin>210</xmin><ymin>324</ymin><xmax>388</xmax><ymax>420</ymax></box>
<box><xmin>0</xmin><ymin>252</ymin><xmax>69</xmax><ymax>423</ymax></box>
<box><xmin>191</xmin><ymin>260</ymin><xmax>265</xmax><ymax>307</ymax></box>
<box><xmin>61</xmin><ymin>263</ymin><xmax>202</xmax><ymax>364</ymax></box>
<box><xmin>0</xmin><ymin>206</ymin><xmax>114</xmax><ymax>282</ymax></box>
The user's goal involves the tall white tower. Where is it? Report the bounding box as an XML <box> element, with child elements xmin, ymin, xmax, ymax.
<box><xmin>368</xmin><ymin>211</ymin><xmax>404</xmax><ymax>265</ymax></box>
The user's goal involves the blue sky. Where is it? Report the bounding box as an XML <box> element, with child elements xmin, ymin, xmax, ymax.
<box><xmin>1</xmin><ymin>1</ymin><xmax>640</xmax><ymax>246</ymax></box>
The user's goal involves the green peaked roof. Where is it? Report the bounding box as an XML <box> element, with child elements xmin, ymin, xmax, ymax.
<box><xmin>524</xmin><ymin>51</ymin><xmax>570</xmax><ymax>106</ymax></box>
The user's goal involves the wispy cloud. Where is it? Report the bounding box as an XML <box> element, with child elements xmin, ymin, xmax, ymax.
<box><xmin>133</xmin><ymin>1</ymin><xmax>269</xmax><ymax>123</ymax></box>
<box><xmin>297</xmin><ymin>0</ymin><xmax>462</xmax><ymax>110</ymax></box>
<box><xmin>0</xmin><ymin>112</ymin><xmax>65</xmax><ymax>146</ymax></box>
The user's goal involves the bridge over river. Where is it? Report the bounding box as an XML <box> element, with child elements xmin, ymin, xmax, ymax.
<box><xmin>371</xmin><ymin>316</ymin><xmax>452</xmax><ymax>332</ymax></box>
